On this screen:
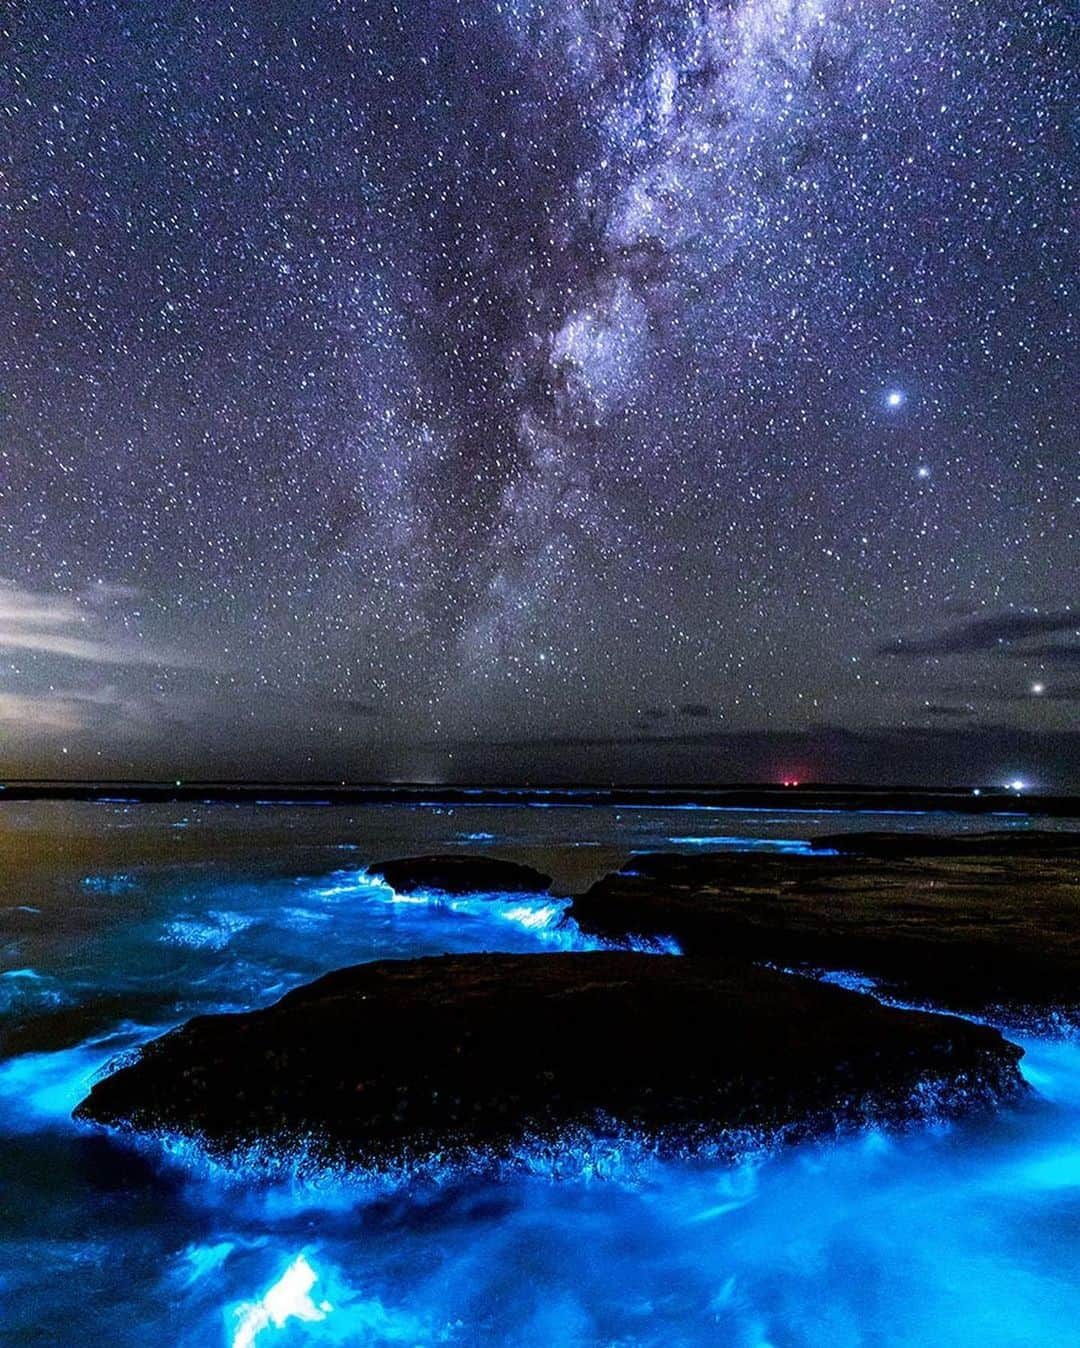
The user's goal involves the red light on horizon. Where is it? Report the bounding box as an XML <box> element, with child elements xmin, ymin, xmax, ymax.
<box><xmin>780</xmin><ymin>778</ymin><xmax>801</xmax><ymax>788</ymax></box>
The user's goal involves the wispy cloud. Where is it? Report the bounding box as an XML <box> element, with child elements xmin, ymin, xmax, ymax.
<box><xmin>0</xmin><ymin>690</ymin><xmax>90</xmax><ymax>732</ymax></box>
<box><xmin>0</xmin><ymin>683</ymin><xmax>150</xmax><ymax>735</ymax></box>
<box><xmin>1004</xmin><ymin>642</ymin><xmax>1080</xmax><ymax>666</ymax></box>
<box><xmin>0</xmin><ymin>581</ymin><xmax>219</xmax><ymax>761</ymax></box>
<box><xmin>876</xmin><ymin>609</ymin><xmax>1078</xmax><ymax>658</ymax></box>
<box><xmin>0</xmin><ymin>580</ymin><xmax>206</xmax><ymax>668</ymax></box>
<box><xmin>637</xmin><ymin>702</ymin><xmax>714</xmax><ymax>721</ymax></box>
<box><xmin>973</xmin><ymin>683</ymin><xmax>1080</xmax><ymax>704</ymax></box>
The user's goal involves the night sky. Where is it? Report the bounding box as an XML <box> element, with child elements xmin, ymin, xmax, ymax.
<box><xmin>1</xmin><ymin>1</ymin><xmax>1076</xmax><ymax>786</ymax></box>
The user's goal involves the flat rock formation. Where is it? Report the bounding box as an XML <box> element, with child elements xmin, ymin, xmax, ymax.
<box><xmin>75</xmin><ymin>952</ymin><xmax>1023</xmax><ymax>1163</ymax></box>
<box><xmin>570</xmin><ymin>841</ymin><xmax>1080</xmax><ymax>1013</ymax></box>
<box><xmin>812</xmin><ymin>830</ymin><xmax>1080</xmax><ymax>859</ymax></box>
<box><xmin>369</xmin><ymin>854</ymin><xmax>552</xmax><ymax>895</ymax></box>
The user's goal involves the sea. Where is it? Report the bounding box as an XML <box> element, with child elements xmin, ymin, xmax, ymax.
<box><xmin>1</xmin><ymin>799</ymin><xmax>1077</xmax><ymax>1346</ymax></box>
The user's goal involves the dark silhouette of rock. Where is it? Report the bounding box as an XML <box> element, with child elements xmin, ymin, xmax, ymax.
<box><xmin>75</xmin><ymin>952</ymin><xmax>1023</xmax><ymax>1163</ymax></box>
<box><xmin>570</xmin><ymin>842</ymin><xmax>1080</xmax><ymax>1013</ymax></box>
<box><xmin>369</xmin><ymin>854</ymin><xmax>552</xmax><ymax>895</ymax></box>
<box><xmin>811</xmin><ymin>830</ymin><xmax>1080</xmax><ymax>858</ymax></box>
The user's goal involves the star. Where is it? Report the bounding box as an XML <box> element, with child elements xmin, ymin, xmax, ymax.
<box><xmin>0</xmin><ymin>0</ymin><xmax>1072</xmax><ymax>788</ymax></box>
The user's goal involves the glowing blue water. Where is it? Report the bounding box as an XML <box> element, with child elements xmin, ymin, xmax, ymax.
<box><xmin>1</xmin><ymin>802</ymin><xmax>1078</xmax><ymax>1345</ymax></box>
<box><xmin>664</xmin><ymin>835</ymin><xmax>838</xmax><ymax>853</ymax></box>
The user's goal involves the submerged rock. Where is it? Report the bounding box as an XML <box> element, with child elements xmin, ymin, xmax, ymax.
<box><xmin>571</xmin><ymin>841</ymin><xmax>1080</xmax><ymax>1013</ymax></box>
<box><xmin>369</xmin><ymin>854</ymin><xmax>552</xmax><ymax>895</ymax></box>
<box><xmin>74</xmin><ymin>952</ymin><xmax>1023</xmax><ymax>1163</ymax></box>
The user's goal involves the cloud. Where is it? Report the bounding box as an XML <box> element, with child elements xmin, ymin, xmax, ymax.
<box><xmin>0</xmin><ymin>691</ymin><xmax>90</xmax><ymax>732</ymax></box>
<box><xmin>0</xmin><ymin>580</ymin><xmax>208</xmax><ymax>669</ymax></box>
<box><xmin>637</xmin><ymin>703</ymin><xmax>712</xmax><ymax>720</ymax></box>
<box><xmin>433</xmin><ymin>726</ymin><xmax>868</xmax><ymax>752</ymax></box>
<box><xmin>876</xmin><ymin>610</ymin><xmax>1078</xmax><ymax>658</ymax></box>
<box><xmin>406</xmin><ymin>723</ymin><xmax>1080</xmax><ymax>791</ymax></box>
<box><xmin>1004</xmin><ymin>642</ymin><xmax>1080</xmax><ymax>666</ymax></box>
<box><xmin>0</xmin><ymin>581</ymin><xmax>220</xmax><ymax>762</ymax></box>
<box><xmin>342</xmin><ymin>700</ymin><xmax>381</xmax><ymax>718</ymax></box>
<box><xmin>0</xmin><ymin>683</ymin><xmax>160</xmax><ymax>738</ymax></box>
<box><xmin>1039</xmin><ymin>684</ymin><xmax>1080</xmax><ymax>701</ymax></box>
<box><xmin>974</xmin><ymin>684</ymin><xmax>1080</xmax><ymax>704</ymax></box>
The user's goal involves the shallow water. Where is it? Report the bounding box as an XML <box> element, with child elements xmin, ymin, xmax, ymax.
<box><xmin>1</xmin><ymin>802</ymin><xmax>1077</xmax><ymax>1345</ymax></box>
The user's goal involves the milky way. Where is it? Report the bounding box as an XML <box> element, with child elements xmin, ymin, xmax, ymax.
<box><xmin>0</xmin><ymin>1</ymin><xmax>1075</xmax><ymax>783</ymax></box>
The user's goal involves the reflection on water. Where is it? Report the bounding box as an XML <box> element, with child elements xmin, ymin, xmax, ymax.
<box><xmin>1</xmin><ymin>801</ymin><xmax>1078</xmax><ymax>1345</ymax></box>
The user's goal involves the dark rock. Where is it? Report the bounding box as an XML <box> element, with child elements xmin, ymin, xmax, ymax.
<box><xmin>369</xmin><ymin>854</ymin><xmax>552</xmax><ymax>895</ymax></box>
<box><xmin>571</xmin><ymin>842</ymin><xmax>1080</xmax><ymax>1013</ymax></box>
<box><xmin>811</xmin><ymin>830</ymin><xmax>1080</xmax><ymax>858</ymax></box>
<box><xmin>74</xmin><ymin>952</ymin><xmax>1023</xmax><ymax>1163</ymax></box>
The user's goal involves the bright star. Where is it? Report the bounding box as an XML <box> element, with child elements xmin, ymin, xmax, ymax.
<box><xmin>1031</xmin><ymin>682</ymin><xmax>1045</xmax><ymax>695</ymax></box>
<box><xmin>917</xmin><ymin>465</ymin><xmax>930</xmax><ymax>479</ymax></box>
<box><xmin>885</xmin><ymin>389</ymin><xmax>906</xmax><ymax>409</ymax></box>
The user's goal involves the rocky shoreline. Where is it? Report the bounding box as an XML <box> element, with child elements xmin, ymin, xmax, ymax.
<box><xmin>75</xmin><ymin>951</ymin><xmax>1024</xmax><ymax>1164</ymax></box>
<box><xmin>570</xmin><ymin>834</ymin><xmax>1080</xmax><ymax>1014</ymax></box>
<box><xmin>74</xmin><ymin>838</ymin><xmax>1076</xmax><ymax>1162</ymax></box>
<box><xmin>369</xmin><ymin>854</ymin><xmax>552</xmax><ymax>895</ymax></box>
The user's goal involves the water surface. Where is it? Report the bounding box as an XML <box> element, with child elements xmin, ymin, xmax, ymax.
<box><xmin>1</xmin><ymin>801</ymin><xmax>1077</xmax><ymax>1345</ymax></box>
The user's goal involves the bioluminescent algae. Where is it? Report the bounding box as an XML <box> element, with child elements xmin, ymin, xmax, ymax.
<box><xmin>1</xmin><ymin>803</ymin><xmax>1077</xmax><ymax>1345</ymax></box>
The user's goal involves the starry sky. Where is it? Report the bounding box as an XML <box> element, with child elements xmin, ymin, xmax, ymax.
<box><xmin>1</xmin><ymin>0</ymin><xmax>1076</xmax><ymax>787</ymax></box>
